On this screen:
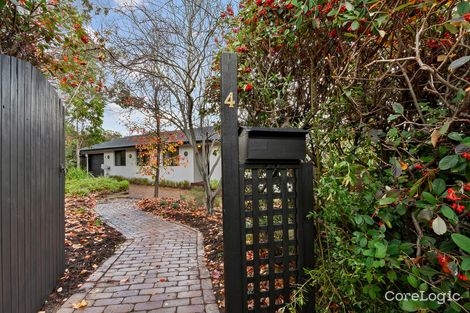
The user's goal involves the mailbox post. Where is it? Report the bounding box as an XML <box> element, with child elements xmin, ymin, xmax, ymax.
<box><xmin>221</xmin><ymin>53</ymin><xmax>314</xmax><ymax>313</ymax></box>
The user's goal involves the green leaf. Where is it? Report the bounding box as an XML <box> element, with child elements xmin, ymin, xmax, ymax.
<box><xmin>422</xmin><ymin>192</ymin><xmax>437</xmax><ymax>204</ymax></box>
<box><xmin>396</xmin><ymin>203</ymin><xmax>407</xmax><ymax>215</ymax></box>
<box><xmin>344</xmin><ymin>2</ymin><xmax>353</xmax><ymax>11</ymax></box>
<box><xmin>378</xmin><ymin>197</ymin><xmax>396</xmax><ymax>205</ymax></box>
<box><xmin>458</xmin><ymin>2</ymin><xmax>470</xmax><ymax>15</ymax></box>
<box><xmin>407</xmin><ymin>275</ymin><xmax>419</xmax><ymax>288</ymax></box>
<box><xmin>400</xmin><ymin>300</ymin><xmax>419</xmax><ymax>312</ymax></box>
<box><xmin>432</xmin><ymin>178</ymin><xmax>446</xmax><ymax>195</ymax></box>
<box><xmin>351</xmin><ymin>20</ymin><xmax>360</xmax><ymax>31</ymax></box>
<box><xmin>432</xmin><ymin>216</ymin><xmax>447</xmax><ymax>235</ymax></box>
<box><xmin>444</xmin><ymin>23</ymin><xmax>459</xmax><ymax>34</ymax></box>
<box><xmin>439</xmin><ymin>155</ymin><xmax>459</xmax><ymax>170</ymax></box>
<box><xmin>354</xmin><ymin>215</ymin><xmax>363</xmax><ymax>225</ymax></box>
<box><xmin>450</xmin><ymin>300</ymin><xmax>462</xmax><ymax>312</ymax></box>
<box><xmin>440</xmin><ymin>205</ymin><xmax>458</xmax><ymax>224</ymax></box>
<box><xmin>449</xmin><ymin>56</ymin><xmax>470</xmax><ymax>72</ymax></box>
<box><xmin>419</xmin><ymin>283</ymin><xmax>428</xmax><ymax>292</ymax></box>
<box><xmin>387</xmin><ymin>270</ymin><xmax>397</xmax><ymax>282</ymax></box>
<box><xmin>374</xmin><ymin>242</ymin><xmax>387</xmax><ymax>258</ymax></box>
<box><xmin>461</xmin><ymin>256</ymin><xmax>470</xmax><ymax>271</ymax></box>
<box><xmin>440</xmin><ymin>122</ymin><xmax>451</xmax><ymax>135</ymax></box>
<box><xmin>452</xmin><ymin>234</ymin><xmax>470</xmax><ymax>254</ymax></box>
<box><xmin>419</xmin><ymin>266</ymin><xmax>440</xmax><ymax>278</ymax></box>
<box><xmin>391</xmin><ymin>157</ymin><xmax>402</xmax><ymax>177</ymax></box>
<box><xmin>388</xmin><ymin>114</ymin><xmax>400</xmax><ymax>122</ymax></box>
<box><xmin>417</xmin><ymin>209</ymin><xmax>433</xmax><ymax>222</ymax></box>
<box><xmin>392</xmin><ymin>102</ymin><xmax>404</xmax><ymax>114</ymax></box>
<box><xmin>449</xmin><ymin>132</ymin><xmax>463</xmax><ymax>142</ymax></box>
<box><xmin>395</xmin><ymin>2</ymin><xmax>413</xmax><ymax>12</ymax></box>
<box><xmin>0</xmin><ymin>0</ymin><xmax>5</xmax><ymax>9</ymax></box>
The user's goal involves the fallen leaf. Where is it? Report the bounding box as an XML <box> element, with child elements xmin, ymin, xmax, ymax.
<box><xmin>72</xmin><ymin>299</ymin><xmax>88</xmax><ymax>309</ymax></box>
<box><xmin>120</xmin><ymin>277</ymin><xmax>129</xmax><ymax>283</ymax></box>
<box><xmin>431</xmin><ymin>129</ymin><xmax>440</xmax><ymax>147</ymax></box>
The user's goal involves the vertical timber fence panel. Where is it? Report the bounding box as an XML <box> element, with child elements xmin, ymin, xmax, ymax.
<box><xmin>221</xmin><ymin>52</ymin><xmax>315</xmax><ymax>313</ymax></box>
<box><xmin>0</xmin><ymin>55</ymin><xmax>65</xmax><ymax>313</ymax></box>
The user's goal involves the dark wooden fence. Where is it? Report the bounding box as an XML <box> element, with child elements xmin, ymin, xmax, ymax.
<box><xmin>0</xmin><ymin>55</ymin><xmax>65</xmax><ymax>313</ymax></box>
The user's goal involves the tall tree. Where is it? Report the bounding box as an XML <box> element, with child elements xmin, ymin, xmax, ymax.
<box><xmin>109</xmin><ymin>77</ymin><xmax>174</xmax><ymax>197</ymax></box>
<box><xmin>105</xmin><ymin>0</ymin><xmax>222</xmax><ymax>212</ymax></box>
<box><xmin>1</xmin><ymin>0</ymin><xmax>107</xmax><ymax>168</ymax></box>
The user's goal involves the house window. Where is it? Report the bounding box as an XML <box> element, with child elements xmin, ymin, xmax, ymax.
<box><xmin>164</xmin><ymin>147</ymin><xmax>179</xmax><ymax>166</ymax></box>
<box><xmin>137</xmin><ymin>152</ymin><xmax>149</xmax><ymax>166</ymax></box>
<box><xmin>114</xmin><ymin>150</ymin><xmax>126</xmax><ymax>166</ymax></box>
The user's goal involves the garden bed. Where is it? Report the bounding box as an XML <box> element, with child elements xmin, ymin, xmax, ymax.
<box><xmin>41</xmin><ymin>194</ymin><xmax>126</xmax><ymax>312</ymax></box>
<box><xmin>137</xmin><ymin>198</ymin><xmax>226</xmax><ymax>311</ymax></box>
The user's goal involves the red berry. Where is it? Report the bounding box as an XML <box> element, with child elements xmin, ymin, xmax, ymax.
<box><xmin>464</xmin><ymin>13</ymin><xmax>470</xmax><ymax>23</ymax></box>
<box><xmin>244</xmin><ymin>83</ymin><xmax>253</xmax><ymax>92</ymax></box>
<box><xmin>80</xmin><ymin>35</ymin><xmax>89</xmax><ymax>44</ymax></box>
<box><xmin>458</xmin><ymin>273</ymin><xmax>469</xmax><ymax>281</ymax></box>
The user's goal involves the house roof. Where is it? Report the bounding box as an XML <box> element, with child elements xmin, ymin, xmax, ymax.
<box><xmin>81</xmin><ymin>126</ymin><xmax>218</xmax><ymax>153</ymax></box>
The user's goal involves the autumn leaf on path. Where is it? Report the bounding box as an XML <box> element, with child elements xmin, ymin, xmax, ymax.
<box><xmin>72</xmin><ymin>299</ymin><xmax>88</xmax><ymax>309</ymax></box>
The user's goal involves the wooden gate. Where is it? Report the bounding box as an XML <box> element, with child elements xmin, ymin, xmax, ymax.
<box><xmin>220</xmin><ymin>53</ymin><xmax>315</xmax><ymax>313</ymax></box>
<box><xmin>0</xmin><ymin>55</ymin><xmax>65</xmax><ymax>313</ymax></box>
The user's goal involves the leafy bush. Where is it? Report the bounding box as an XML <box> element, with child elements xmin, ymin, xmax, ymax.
<box><xmin>210</xmin><ymin>179</ymin><xmax>220</xmax><ymax>190</ymax></box>
<box><xmin>66</xmin><ymin>176</ymin><xmax>129</xmax><ymax>196</ymax></box>
<box><xmin>219</xmin><ymin>0</ymin><xmax>470</xmax><ymax>311</ymax></box>
<box><xmin>110</xmin><ymin>176</ymin><xmax>152</xmax><ymax>185</ymax></box>
<box><xmin>66</xmin><ymin>167</ymin><xmax>90</xmax><ymax>180</ymax></box>
<box><xmin>159</xmin><ymin>179</ymin><xmax>191</xmax><ymax>189</ymax></box>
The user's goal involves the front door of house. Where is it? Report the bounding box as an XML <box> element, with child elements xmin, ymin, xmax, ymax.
<box><xmin>89</xmin><ymin>154</ymin><xmax>104</xmax><ymax>176</ymax></box>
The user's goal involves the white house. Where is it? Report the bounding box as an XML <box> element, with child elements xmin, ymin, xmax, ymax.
<box><xmin>80</xmin><ymin>127</ymin><xmax>221</xmax><ymax>184</ymax></box>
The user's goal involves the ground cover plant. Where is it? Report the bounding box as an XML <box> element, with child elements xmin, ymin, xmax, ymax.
<box><xmin>66</xmin><ymin>168</ymin><xmax>129</xmax><ymax>196</ymax></box>
<box><xmin>218</xmin><ymin>0</ymin><xmax>470</xmax><ymax>311</ymax></box>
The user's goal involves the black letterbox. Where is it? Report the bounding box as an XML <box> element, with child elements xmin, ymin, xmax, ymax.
<box><xmin>238</xmin><ymin>127</ymin><xmax>308</xmax><ymax>163</ymax></box>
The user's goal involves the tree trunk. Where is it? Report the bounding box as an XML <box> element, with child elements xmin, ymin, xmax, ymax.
<box><xmin>75</xmin><ymin>119</ymin><xmax>80</xmax><ymax>168</ymax></box>
<box><xmin>154</xmin><ymin>143</ymin><xmax>161</xmax><ymax>197</ymax></box>
<box><xmin>204</xmin><ymin>178</ymin><xmax>214</xmax><ymax>215</ymax></box>
<box><xmin>154</xmin><ymin>158</ymin><xmax>160</xmax><ymax>197</ymax></box>
<box><xmin>153</xmin><ymin>88</ymin><xmax>161</xmax><ymax>198</ymax></box>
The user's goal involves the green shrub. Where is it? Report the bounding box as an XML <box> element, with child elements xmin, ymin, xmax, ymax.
<box><xmin>66</xmin><ymin>177</ymin><xmax>129</xmax><ymax>196</ymax></box>
<box><xmin>159</xmin><ymin>179</ymin><xmax>192</xmax><ymax>189</ymax></box>
<box><xmin>109</xmin><ymin>176</ymin><xmax>152</xmax><ymax>185</ymax></box>
<box><xmin>210</xmin><ymin>179</ymin><xmax>219</xmax><ymax>190</ymax></box>
<box><xmin>66</xmin><ymin>167</ymin><xmax>90</xmax><ymax>180</ymax></box>
<box><xmin>129</xmin><ymin>177</ymin><xmax>153</xmax><ymax>185</ymax></box>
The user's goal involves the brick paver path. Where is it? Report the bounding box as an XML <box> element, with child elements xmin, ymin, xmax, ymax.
<box><xmin>58</xmin><ymin>199</ymin><xmax>219</xmax><ymax>313</ymax></box>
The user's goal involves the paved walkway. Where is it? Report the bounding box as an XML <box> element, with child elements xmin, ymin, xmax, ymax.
<box><xmin>58</xmin><ymin>199</ymin><xmax>218</xmax><ymax>313</ymax></box>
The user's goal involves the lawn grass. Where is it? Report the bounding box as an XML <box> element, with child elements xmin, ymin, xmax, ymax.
<box><xmin>65</xmin><ymin>168</ymin><xmax>129</xmax><ymax>196</ymax></box>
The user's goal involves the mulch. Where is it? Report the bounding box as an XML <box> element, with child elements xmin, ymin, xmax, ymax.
<box><xmin>41</xmin><ymin>194</ymin><xmax>126</xmax><ymax>312</ymax></box>
<box><xmin>137</xmin><ymin>198</ymin><xmax>226</xmax><ymax>312</ymax></box>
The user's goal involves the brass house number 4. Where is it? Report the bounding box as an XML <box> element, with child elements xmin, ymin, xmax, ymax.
<box><xmin>224</xmin><ymin>92</ymin><xmax>235</xmax><ymax>108</ymax></box>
